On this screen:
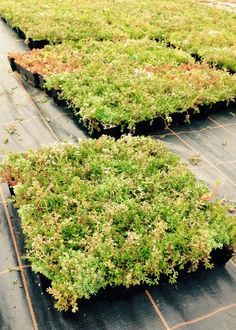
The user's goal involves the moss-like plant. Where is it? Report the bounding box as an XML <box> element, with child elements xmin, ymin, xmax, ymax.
<box><xmin>1</xmin><ymin>0</ymin><xmax>236</xmax><ymax>70</ymax></box>
<box><xmin>0</xmin><ymin>136</ymin><xmax>235</xmax><ymax>311</ymax></box>
<box><xmin>9</xmin><ymin>45</ymin><xmax>81</xmax><ymax>75</ymax></box>
<box><xmin>9</xmin><ymin>40</ymin><xmax>236</xmax><ymax>130</ymax></box>
<box><xmin>10</xmin><ymin>40</ymin><xmax>194</xmax><ymax>76</ymax></box>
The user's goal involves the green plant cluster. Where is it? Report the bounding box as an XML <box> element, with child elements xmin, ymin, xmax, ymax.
<box><xmin>0</xmin><ymin>136</ymin><xmax>235</xmax><ymax>311</ymax></box>
<box><xmin>1</xmin><ymin>0</ymin><xmax>236</xmax><ymax>70</ymax></box>
<box><xmin>44</xmin><ymin>41</ymin><xmax>236</xmax><ymax>129</ymax></box>
<box><xmin>10</xmin><ymin>40</ymin><xmax>236</xmax><ymax>130</ymax></box>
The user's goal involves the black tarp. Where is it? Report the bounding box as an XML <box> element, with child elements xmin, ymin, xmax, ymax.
<box><xmin>0</xmin><ymin>19</ymin><xmax>235</xmax><ymax>330</ymax></box>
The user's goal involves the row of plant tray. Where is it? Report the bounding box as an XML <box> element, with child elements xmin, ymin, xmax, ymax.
<box><xmin>8</xmin><ymin>55</ymin><xmax>235</xmax><ymax>137</ymax></box>
<box><xmin>2</xmin><ymin>13</ymin><xmax>236</xmax><ymax>75</ymax></box>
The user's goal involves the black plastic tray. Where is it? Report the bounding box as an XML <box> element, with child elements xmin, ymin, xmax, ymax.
<box><xmin>1</xmin><ymin>17</ymin><xmax>49</xmax><ymax>49</ymax></box>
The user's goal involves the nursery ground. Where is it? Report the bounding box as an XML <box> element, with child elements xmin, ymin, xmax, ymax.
<box><xmin>0</xmin><ymin>18</ymin><xmax>235</xmax><ymax>330</ymax></box>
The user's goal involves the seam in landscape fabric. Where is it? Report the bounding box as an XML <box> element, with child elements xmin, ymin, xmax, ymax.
<box><xmin>171</xmin><ymin>303</ymin><xmax>236</xmax><ymax>330</ymax></box>
<box><xmin>208</xmin><ymin>116</ymin><xmax>236</xmax><ymax>138</ymax></box>
<box><xmin>167</xmin><ymin>127</ymin><xmax>236</xmax><ymax>186</ymax></box>
<box><xmin>155</xmin><ymin>122</ymin><xmax>236</xmax><ymax>138</ymax></box>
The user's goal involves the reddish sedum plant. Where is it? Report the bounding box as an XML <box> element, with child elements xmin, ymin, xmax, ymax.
<box><xmin>9</xmin><ymin>44</ymin><xmax>81</xmax><ymax>75</ymax></box>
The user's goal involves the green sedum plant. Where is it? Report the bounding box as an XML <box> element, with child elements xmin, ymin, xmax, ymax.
<box><xmin>43</xmin><ymin>41</ymin><xmax>236</xmax><ymax>130</ymax></box>
<box><xmin>10</xmin><ymin>40</ymin><xmax>236</xmax><ymax>130</ymax></box>
<box><xmin>0</xmin><ymin>136</ymin><xmax>235</xmax><ymax>311</ymax></box>
<box><xmin>0</xmin><ymin>0</ymin><xmax>235</xmax><ymax>70</ymax></box>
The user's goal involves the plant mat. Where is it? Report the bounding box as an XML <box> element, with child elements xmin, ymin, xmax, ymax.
<box><xmin>1</xmin><ymin>184</ymin><xmax>236</xmax><ymax>330</ymax></box>
<box><xmin>1</xmin><ymin>135</ymin><xmax>235</xmax><ymax>311</ymax></box>
<box><xmin>8</xmin><ymin>41</ymin><xmax>236</xmax><ymax>134</ymax></box>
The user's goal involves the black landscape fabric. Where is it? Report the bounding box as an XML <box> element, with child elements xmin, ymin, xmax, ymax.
<box><xmin>0</xmin><ymin>19</ymin><xmax>236</xmax><ymax>330</ymax></box>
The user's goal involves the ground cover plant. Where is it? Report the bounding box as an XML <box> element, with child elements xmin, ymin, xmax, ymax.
<box><xmin>0</xmin><ymin>136</ymin><xmax>235</xmax><ymax>312</ymax></box>
<box><xmin>0</xmin><ymin>0</ymin><xmax>159</xmax><ymax>42</ymax></box>
<box><xmin>1</xmin><ymin>0</ymin><xmax>236</xmax><ymax>70</ymax></box>
<box><xmin>9</xmin><ymin>40</ymin><xmax>236</xmax><ymax>130</ymax></box>
<box><xmin>9</xmin><ymin>46</ymin><xmax>81</xmax><ymax>76</ymax></box>
<box><xmin>154</xmin><ymin>0</ymin><xmax>236</xmax><ymax>72</ymax></box>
